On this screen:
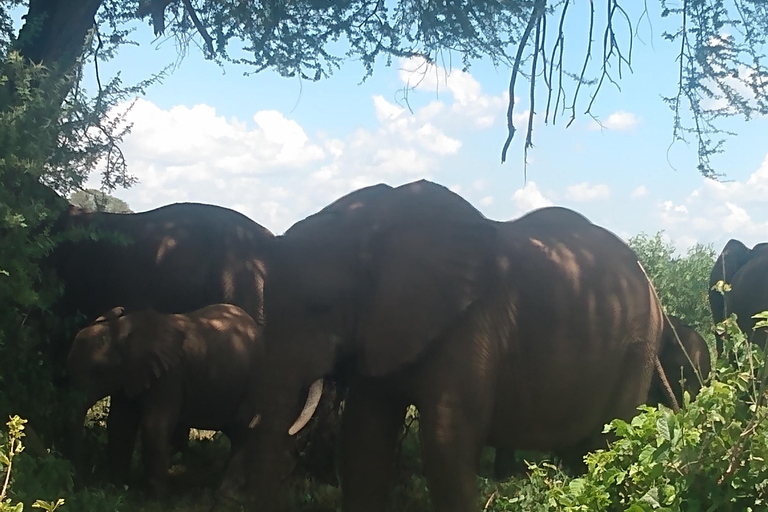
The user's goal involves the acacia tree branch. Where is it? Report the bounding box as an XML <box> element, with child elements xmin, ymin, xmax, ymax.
<box><xmin>545</xmin><ymin>0</ymin><xmax>569</xmax><ymax>125</ymax></box>
<box><xmin>501</xmin><ymin>0</ymin><xmax>546</xmax><ymax>164</ymax></box>
<box><xmin>524</xmin><ymin>13</ymin><xmax>543</xmax><ymax>179</ymax></box>
<box><xmin>566</xmin><ymin>0</ymin><xmax>595</xmax><ymax>128</ymax></box>
<box><xmin>552</xmin><ymin>1</ymin><xmax>569</xmax><ymax>126</ymax></box>
<box><xmin>180</xmin><ymin>0</ymin><xmax>214</xmax><ymax>58</ymax></box>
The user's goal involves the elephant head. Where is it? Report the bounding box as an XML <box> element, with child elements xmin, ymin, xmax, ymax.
<box><xmin>709</xmin><ymin>240</ymin><xmax>768</xmax><ymax>356</ymax></box>
<box><xmin>222</xmin><ymin>180</ymin><xmax>496</xmax><ymax>509</ymax></box>
<box><xmin>67</xmin><ymin>306</ymin><xmax>186</xmax><ymax>403</ymax></box>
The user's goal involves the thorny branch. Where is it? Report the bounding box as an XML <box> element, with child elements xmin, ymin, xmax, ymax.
<box><xmin>29</xmin><ymin>0</ymin><xmax>767</xmax><ymax>179</ymax></box>
<box><xmin>501</xmin><ymin>0</ymin><xmax>642</xmax><ymax>166</ymax></box>
<box><xmin>180</xmin><ymin>0</ymin><xmax>214</xmax><ymax>58</ymax></box>
<box><xmin>501</xmin><ymin>0</ymin><xmax>545</xmax><ymax>164</ymax></box>
<box><xmin>567</xmin><ymin>0</ymin><xmax>595</xmax><ymax>129</ymax></box>
<box><xmin>498</xmin><ymin>0</ymin><xmax>764</xmax><ymax>179</ymax></box>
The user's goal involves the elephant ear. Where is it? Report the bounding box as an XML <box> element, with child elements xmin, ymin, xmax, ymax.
<box><xmin>122</xmin><ymin>312</ymin><xmax>185</xmax><ymax>398</ymax></box>
<box><xmin>93</xmin><ymin>306</ymin><xmax>125</xmax><ymax>324</ymax></box>
<box><xmin>358</xmin><ymin>219</ymin><xmax>497</xmax><ymax>376</ymax></box>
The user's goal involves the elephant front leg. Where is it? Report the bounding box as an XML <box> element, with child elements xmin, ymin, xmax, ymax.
<box><xmin>140</xmin><ymin>411</ymin><xmax>175</xmax><ymax>498</ymax></box>
<box><xmin>418</xmin><ymin>393</ymin><xmax>487</xmax><ymax>512</ymax></box>
<box><xmin>106</xmin><ymin>394</ymin><xmax>140</xmax><ymax>485</ymax></box>
<box><xmin>139</xmin><ymin>383</ymin><xmax>182</xmax><ymax>499</ymax></box>
<box><xmin>339</xmin><ymin>379</ymin><xmax>408</xmax><ymax>512</ymax></box>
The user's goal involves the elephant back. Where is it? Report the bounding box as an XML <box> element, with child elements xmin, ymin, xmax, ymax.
<box><xmin>48</xmin><ymin>202</ymin><xmax>274</xmax><ymax>365</ymax></box>
<box><xmin>500</xmin><ymin>209</ymin><xmax>664</xmax><ymax>367</ymax></box>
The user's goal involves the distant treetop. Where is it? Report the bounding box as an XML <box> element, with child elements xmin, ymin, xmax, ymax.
<box><xmin>69</xmin><ymin>189</ymin><xmax>133</xmax><ymax>213</ymax></box>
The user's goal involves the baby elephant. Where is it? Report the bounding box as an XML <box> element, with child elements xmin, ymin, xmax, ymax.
<box><xmin>648</xmin><ymin>315</ymin><xmax>712</xmax><ymax>407</ymax></box>
<box><xmin>67</xmin><ymin>303</ymin><xmax>263</xmax><ymax>495</ymax></box>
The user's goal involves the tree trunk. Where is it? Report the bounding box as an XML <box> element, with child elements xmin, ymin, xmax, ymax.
<box><xmin>14</xmin><ymin>0</ymin><xmax>104</xmax><ymax>75</ymax></box>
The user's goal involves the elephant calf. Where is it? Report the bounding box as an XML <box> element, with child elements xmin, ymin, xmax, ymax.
<box><xmin>67</xmin><ymin>303</ymin><xmax>263</xmax><ymax>495</ymax></box>
<box><xmin>648</xmin><ymin>315</ymin><xmax>711</xmax><ymax>407</ymax></box>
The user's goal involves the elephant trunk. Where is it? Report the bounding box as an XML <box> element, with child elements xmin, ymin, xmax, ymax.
<box><xmin>217</xmin><ymin>375</ymin><xmax>307</xmax><ymax>511</ymax></box>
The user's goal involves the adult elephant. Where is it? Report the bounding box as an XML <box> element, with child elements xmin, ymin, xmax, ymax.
<box><xmin>39</xmin><ymin>201</ymin><xmax>273</xmax><ymax>464</ymax></box>
<box><xmin>709</xmin><ymin>239</ymin><xmax>768</xmax><ymax>355</ymax></box>
<box><xmin>219</xmin><ymin>180</ymin><xmax>669</xmax><ymax>512</ymax></box>
<box><xmin>44</xmin><ymin>201</ymin><xmax>273</xmax><ymax>366</ymax></box>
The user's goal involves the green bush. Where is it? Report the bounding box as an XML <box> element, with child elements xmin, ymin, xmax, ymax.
<box><xmin>629</xmin><ymin>232</ymin><xmax>716</xmax><ymax>338</ymax></box>
<box><xmin>0</xmin><ymin>416</ymin><xmax>65</xmax><ymax>512</ymax></box>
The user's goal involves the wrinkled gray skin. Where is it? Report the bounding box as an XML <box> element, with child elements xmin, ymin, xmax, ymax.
<box><xmin>67</xmin><ymin>304</ymin><xmax>263</xmax><ymax>496</ymax></box>
<box><xmin>218</xmin><ymin>180</ymin><xmax>668</xmax><ymax>512</ymax></box>
<box><xmin>709</xmin><ymin>239</ymin><xmax>768</xmax><ymax>356</ymax></box>
<box><xmin>494</xmin><ymin>314</ymin><xmax>708</xmax><ymax>480</ymax></box>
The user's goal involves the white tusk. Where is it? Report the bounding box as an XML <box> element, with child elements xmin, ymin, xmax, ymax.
<box><xmin>288</xmin><ymin>379</ymin><xmax>323</xmax><ymax>436</ymax></box>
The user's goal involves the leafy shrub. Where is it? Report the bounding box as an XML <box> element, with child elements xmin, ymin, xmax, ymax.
<box><xmin>629</xmin><ymin>232</ymin><xmax>716</xmax><ymax>338</ymax></box>
<box><xmin>1</xmin><ymin>416</ymin><xmax>65</xmax><ymax>512</ymax></box>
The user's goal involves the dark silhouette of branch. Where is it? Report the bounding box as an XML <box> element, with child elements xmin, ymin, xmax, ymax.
<box><xmin>180</xmin><ymin>0</ymin><xmax>214</xmax><ymax>58</ymax></box>
<box><xmin>566</xmin><ymin>0</ymin><xmax>595</xmax><ymax>129</ymax></box>
<box><xmin>501</xmin><ymin>0</ymin><xmax>546</xmax><ymax>164</ymax></box>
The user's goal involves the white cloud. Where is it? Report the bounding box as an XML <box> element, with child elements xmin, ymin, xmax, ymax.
<box><xmin>398</xmin><ymin>57</ymin><xmax>508</xmax><ymax>129</ymax></box>
<box><xmin>589</xmin><ymin>110</ymin><xmax>640</xmax><ymax>131</ymax></box>
<box><xmin>566</xmin><ymin>182</ymin><xmax>610</xmax><ymax>201</ymax></box>
<box><xmin>654</xmin><ymin>153</ymin><xmax>768</xmax><ymax>250</ymax></box>
<box><xmin>512</xmin><ymin>182</ymin><xmax>553</xmax><ymax>214</ymax></box>
<box><xmin>659</xmin><ymin>200</ymin><xmax>689</xmax><ymax>225</ymax></box>
<box><xmin>722</xmin><ymin>202</ymin><xmax>751</xmax><ymax>232</ymax></box>
<box><xmin>631</xmin><ymin>185</ymin><xmax>648</xmax><ymax>198</ymax></box>
<box><xmin>93</xmin><ymin>68</ymin><xmax>507</xmax><ymax>234</ymax></box>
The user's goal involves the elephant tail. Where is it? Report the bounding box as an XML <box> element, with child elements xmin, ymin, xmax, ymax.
<box><xmin>654</xmin><ymin>355</ymin><xmax>680</xmax><ymax>413</ymax></box>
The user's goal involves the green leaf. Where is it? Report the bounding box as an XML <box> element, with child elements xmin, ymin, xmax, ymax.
<box><xmin>657</xmin><ymin>417</ymin><xmax>671</xmax><ymax>442</ymax></box>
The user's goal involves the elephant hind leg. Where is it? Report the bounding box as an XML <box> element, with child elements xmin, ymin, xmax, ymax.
<box><xmin>339</xmin><ymin>378</ymin><xmax>408</xmax><ymax>512</ymax></box>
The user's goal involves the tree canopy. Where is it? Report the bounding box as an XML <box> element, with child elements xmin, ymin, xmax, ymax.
<box><xmin>4</xmin><ymin>0</ymin><xmax>768</xmax><ymax>179</ymax></box>
<box><xmin>68</xmin><ymin>188</ymin><xmax>132</xmax><ymax>213</ymax></box>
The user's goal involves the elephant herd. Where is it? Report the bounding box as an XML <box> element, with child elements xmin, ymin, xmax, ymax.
<box><xmin>36</xmin><ymin>179</ymin><xmax>768</xmax><ymax>512</ymax></box>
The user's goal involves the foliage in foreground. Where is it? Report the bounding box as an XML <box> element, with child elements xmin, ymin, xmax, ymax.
<box><xmin>1</xmin><ymin>416</ymin><xmax>64</xmax><ymax>512</ymax></box>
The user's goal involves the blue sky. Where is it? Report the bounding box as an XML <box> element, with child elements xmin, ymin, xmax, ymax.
<box><xmin>60</xmin><ymin>2</ymin><xmax>768</xmax><ymax>251</ymax></box>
